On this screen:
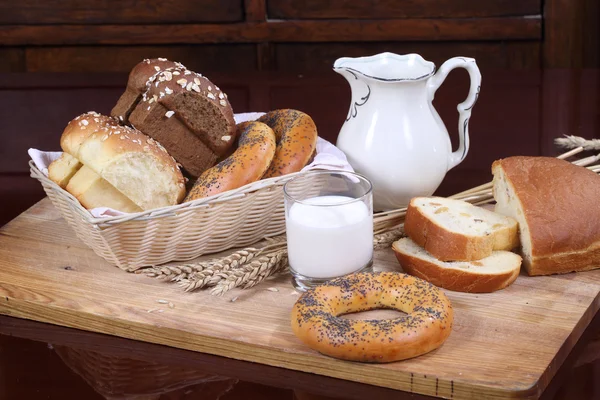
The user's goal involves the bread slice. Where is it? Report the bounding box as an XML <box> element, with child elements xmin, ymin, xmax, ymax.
<box><xmin>404</xmin><ymin>197</ymin><xmax>519</xmax><ymax>261</ymax></box>
<box><xmin>66</xmin><ymin>165</ymin><xmax>142</xmax><ymax>213</ymax></box>
<box><xmin>392</xmin><ymin>237</ymin><xmax>522</xmax><ymax>293</ymax></box>
<box><xmin>492</xmin><ymin>156</ymin><xmax>600</xmax><ymax>276</ymax></box>
<box><xmin>48</xmin><ymin>153</ymin><xmax>81</xmax><ymax>189</ymax></box>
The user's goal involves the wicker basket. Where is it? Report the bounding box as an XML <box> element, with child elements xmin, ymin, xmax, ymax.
<box><xmin>30</xmin><ymin>161</ymin><xmax>329</xmax><ymax>271</ymax></box>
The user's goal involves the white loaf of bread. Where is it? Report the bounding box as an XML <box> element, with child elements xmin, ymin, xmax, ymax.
<box><xmin>404</xmin><ymin>197</ymin><xmax>519</xmax><ymax>261</ymax></box>
<box><xmin>492</xmin><ymin>156</ymin><xmax>600</xmax><ymax>276</ymax></box>
<box><xmin>392</xmin><ymin>237</ymin><xmax>522</xmax><ymax>293</ymax></box>
<box><xmin>48</xmin><ymin>111</ymin><xmax>186</xmax><ymax>212</ymax></box>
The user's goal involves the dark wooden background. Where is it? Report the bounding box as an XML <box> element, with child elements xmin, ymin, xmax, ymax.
<box><xmin>0</xmin><ymin>0</ymin><xmax>598</xmax><ymax>73</ymax></box>
<box><xmin>0</xmin><ymin>0</ymin><xmax>599</xmax><ymax>226</ymax></box>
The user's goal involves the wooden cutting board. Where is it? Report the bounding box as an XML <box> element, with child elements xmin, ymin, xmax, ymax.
<box><xmin>1</xmin><ymin>198</ymin><xmax>600</xmax><ymax>400</ymax></box>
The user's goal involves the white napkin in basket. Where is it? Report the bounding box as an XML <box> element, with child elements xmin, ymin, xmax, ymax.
<box><xmin>29</xmin><ymin>112</ymin><xmax>353</xmax><ymax>218</ymax></box>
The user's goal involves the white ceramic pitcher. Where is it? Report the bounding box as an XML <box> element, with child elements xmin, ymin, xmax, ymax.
<box><xmin>334</xmin><ymin>52</ymin><xmax>481</xmax><ymax>211</ymax></box>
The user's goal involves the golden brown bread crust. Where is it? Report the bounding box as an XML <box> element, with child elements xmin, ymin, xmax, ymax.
<box><xmin>258</xmin><ymin>109</ymin><xmax>318</xmax><ymax>178</ymax></box>
<box><xmin>60</xmin><ymin>111</ymin><xmax>119</xmax><ymax>156</ymax></box>
<box><xmin>392</xmin><ymin>240</ymin><xmax>521</xmax><ymax>293</ymax></box>
<box><xmin>404</xmin><ymin>198</ymin><xmax>495</xmax><ymax>261</ymax></box>
<box><xmin>492</xmin><ymin>156</ymin><xmax>600</xmax><ymax>276</ymax></box>
<box><xmin>184</xmin><ymin>121</ymin><xmax>276</xmax><ymax>201</ymax></box>
<box><xmin>291</xmin><ymin>272</ymin><xmax>453</xmax><ymax>363</ymax></box>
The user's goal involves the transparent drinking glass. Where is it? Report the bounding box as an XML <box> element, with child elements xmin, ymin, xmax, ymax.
<box><xmin>283</xmin><ymin>170</ymin><xmax>373</xmax><ymax>291</ymax></box>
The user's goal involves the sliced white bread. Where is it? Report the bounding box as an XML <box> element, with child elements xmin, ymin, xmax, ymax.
<box><xmin>392</xmin><ymin>237</ymin><xmax>522</xmax><ymax>293</ymax></box>
<box><xmin>493</xmin><ymin>156</ymin><xmax>600</xmax><ymax>276</ymax></box>
<box><xmin>404</xmin><ymin>196</ymin><xmax>520</xmax><ymax>262</ymax></box>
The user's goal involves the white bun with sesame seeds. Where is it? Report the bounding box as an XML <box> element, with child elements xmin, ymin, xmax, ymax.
<box><xmin>48</xmin><ymin>112</ymin><xmax>120</xmax><ymax>189</ymax></box>
<box><xmin>51</xmin><ymin>111</ymin><xmax>186</xmax><ymax>212</ymax></box>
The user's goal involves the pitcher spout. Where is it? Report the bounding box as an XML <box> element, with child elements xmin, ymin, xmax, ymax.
<box><xmin>333</xmin><ymin>52</ymin><xmax>435</xmax><ymax>82</ymax></box>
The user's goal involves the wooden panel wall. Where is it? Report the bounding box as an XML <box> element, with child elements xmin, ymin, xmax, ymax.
<box><xmin>0</xmin><ymin>0</ymin><xmax>596</xmax><ymax>72</ymax></box>
<box><xmin>544</xmin><ymin>0</ymin><xmax>600</xmax><ymax>67</ymax></box>
<box><xmin>0</xmin><ymin>0</ymin><xmax>544</xmax><ymax>73</ymax></box>
<box><xmin>267</xmin><ymin>0</ymin><xmax>541</xmax><ymax>18</ymax></box>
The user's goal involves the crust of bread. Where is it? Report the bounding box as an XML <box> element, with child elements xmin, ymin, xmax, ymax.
<box><xmin>392</xmin><ymin>238</ymin><xmax>522</xmax><ymax>293</ymax></box>
<box><xmin>492</xmin><ymin>220</ymin><xmax>521</xmax><ymax>252</ymax></box>
<box><xmin>527</xmin><ymin>244</ymin><xmax>600</xmax><ymax>275</ymax></box>
<box><xmin>111</xmin><ymin>58</ymin><xmax>183</xmax><ymax>123</ymax></box>
<box><xmin>404</xmin><ymin>197</ymin><xmax>518</xmax><ymax>261</ymax></box>
<box><xmin>60</xmin><ymin>112</ymin><xmax>119</xmax><ymax>156</ymax></box>
<box><xmin>492</xmin><ymin>156</ymin><xmax>600</xmax><ymax>276</ymax></box>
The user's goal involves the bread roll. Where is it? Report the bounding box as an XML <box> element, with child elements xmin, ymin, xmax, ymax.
<box><xmin>75</xmin><ymin>125</ymin><xmax>186</xmax><ymax>210</ymax></box>
<box><xmin>49</xmin><ymin>112</ymin><xmax>120</xmax><ymax>188</ymax></box>
<box><xmin>61</xmin><ymin>111</ymin><xmax>119</xmax><ymax>156</ymax></box>
<box><xmin>492</xmin><ymin>156</ymin><xmax>600</xmax><ymax>276</ymax></box>
<box><xmin>123</xmin><ymin>62</ymin><xmax>236</xmax><ymax>178</ymax></box>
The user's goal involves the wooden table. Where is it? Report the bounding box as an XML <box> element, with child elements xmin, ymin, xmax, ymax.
<box><xmin>2</xmin><ymin>199</ymin><xmax>600</xmax><ymax>400</ymax></box>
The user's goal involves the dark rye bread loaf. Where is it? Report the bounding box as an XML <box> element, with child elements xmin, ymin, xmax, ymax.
<box><xmin>127</xmin><ymin>65</ymin><xmax>237</xmax><ymax>178</ymax></box>
<box><xmin>111</xmin><ymin>58</ymin><xmax>184</xmax><ymax>124</ymax></box>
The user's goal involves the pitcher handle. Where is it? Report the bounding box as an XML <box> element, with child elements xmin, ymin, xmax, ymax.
<box><xmin>427</xmin><ymin>57</ymin><xmax>481</xmax><ymax>171</ymax></box>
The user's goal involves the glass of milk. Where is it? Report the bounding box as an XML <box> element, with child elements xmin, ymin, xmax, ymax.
<box><xmin>283</xmin><ymin>170</ymin><xmax>373</xmax><ymax>291</ymax></box>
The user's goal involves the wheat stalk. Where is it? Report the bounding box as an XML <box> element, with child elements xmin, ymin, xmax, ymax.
<box><xmin>210</xmin><ymin>250</ymin><xmax>288</xmax><ymax>296</ymax></box>
<box><xmin>555</xmin><ymin>135</ymin><xmax>600</xmax><ymax>151</ymax></box>
<box><xmin>141</xmin><ymin>246</ymin><xmax>278</xmax><ymax>292</ymax></box>
<box><xmin>373</xmin><ymin>228</ymin><xmax>405</xmax><ymax>249</ymax></box>
<box><xmin>140</xmin><ymin>247</ymin><xmax>259</xmax><ymax>279</ymax></box>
